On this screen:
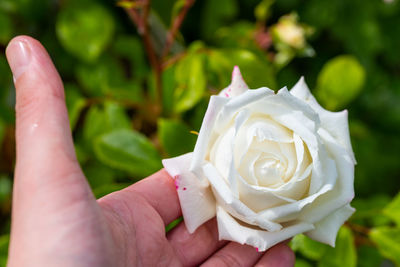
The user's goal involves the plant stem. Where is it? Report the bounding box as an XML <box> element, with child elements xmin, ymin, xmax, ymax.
<box><xmin>161</xmin><ymin>0</ymin><xmax>195</xmax><ymax>60</ymax></box>
<box><xmin>121</xmin><ymin>0</ymin><xmax>195</xmax><ymax>117</ymax></box>
<box><xmin>125</xmin><ymin>0</ymin><xmax>162</xmax><ymax>114</ymax></box>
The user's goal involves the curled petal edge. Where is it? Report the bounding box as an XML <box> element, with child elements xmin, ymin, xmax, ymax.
<box><xmin>162</xmin><ymin>153</ymin><xmax>216</xmax><ymax>233</ymax></box>
<box><xmin>290</xmin><ymin>77</ymin><xmax>356</xmax><ymax>163</ymax></box>
<box><xmin>216</xmin><ymin>205</ymin><xmax>315</xmax><ymax>252</ymax></box>
<box><xmin>305</xmin><ymin>204</ymin><xmax>355</xmax><ymax>247</ymax></box>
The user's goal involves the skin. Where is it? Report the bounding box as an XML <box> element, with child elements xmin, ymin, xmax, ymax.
<box><xmin>5</xmin><ymin>36</ymin><xmax>295</xmax><ymax>267</ymax></box>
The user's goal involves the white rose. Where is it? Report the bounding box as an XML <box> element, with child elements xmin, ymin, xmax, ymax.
<box><xmin>162</xmin><ymin>66</ymin><xmax>355</xmax><ymax>251</ymax></box>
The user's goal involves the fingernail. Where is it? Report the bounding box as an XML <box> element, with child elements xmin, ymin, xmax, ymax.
<box><xmin>6</xmin><ymin>39</ymin><xmax>31</xmax><ymax>81</ymax></box>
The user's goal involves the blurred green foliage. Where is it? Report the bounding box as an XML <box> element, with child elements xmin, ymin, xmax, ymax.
<box><xmin>0</xmin><ymin>0</ymin><xmax>400</xmax><ymax>266</ymax></box>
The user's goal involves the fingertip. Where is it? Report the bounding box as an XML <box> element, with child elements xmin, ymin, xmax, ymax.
<box><xmin>276</xmin><ymin>243</ymin><xmax>295</xmax><ymax>266</ymax></box>
<box><xmin>6</xmin><ymin>36</ymin><xmax>32</xmax><ymax>81</ymax></box>
<box><xmin>256</xmin><ymin>243</ymin><xmax>295</xmax><ymax>267</ymax></box>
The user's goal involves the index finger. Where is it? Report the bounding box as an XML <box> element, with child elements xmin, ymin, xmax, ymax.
<box><xmin>100</xmin><ymin>169</ymin><xmax>182</xmax><ymax>225</ymax></box>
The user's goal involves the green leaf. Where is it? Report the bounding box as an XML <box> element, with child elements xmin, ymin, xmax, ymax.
<box><xmin>83</xmin><ymin>105</ymin><xmax>108</xmax><ymax>143</ymax></box>
<box><xmin>357</xmin><ymin>245</ymin><xmax>384</xmax><ymax>267</ymax></box>
<box><xmin>208</xmin><ymin>49</ymin><xmax>276</xmax><ymax>90</ymax></box>
<box><xmin>0</xmin><ymin>175</ymin><xmax>11</xmax><ymax>203</ymax></box>
<box><xmin>383</xmin><ymin>192</ymin><xmax>400</xmax><ymax>226</ymax></box>
<box><xmin>351</xmin><ymin>195</ymin><xmax>391</xmax><ymax>226</ymax></box>
<box><xmin>291</xmin><ymin>234</ymin><xmax>328</xmax><ymax>261</ymax></box>
<box><xmin>75</xmin><ymin>56</ymin><xmax>124</xmax><ymax>96</ymax></box>
<box><xmin>295</xmin><ymin>259</ymin><xmax>313</xmax><ymax>267</ymax></box>
<box><xmin>65</xmin><ymin>84</ymin><xmax>86</xmax><ymax>130</ymax></box>
<box><xmin>201</xmin><ymin>0</ymin><xmax>238</xmax><ymax>39</ymax></box>
<box><xmin>75</xmin><ymin>56</ymin><xmax>143</xmax><ymax>102</ymax></box>
<box><xmin>84</xmin><ymin>162</ymin><xmax>115</xmax><ymax>189</ymax></box>
<box><xmin>112</xmin><ymin>35</ymin><xmax>148</xmax><ymax>79</ymax></box>
<box><xmin>0</xmin><ymin>11</ymin><xmax>13</xmax><ymax>45</ymax></box>
<box><xmin>318</xmin><ymin>227</ymin><xmax>357</xmax><ymax>267</ymax></box>
<box><xmin>316</xmin><ymin>55</ymin><xmax>365</xmax><ymax>110</ymax></box>
<box><xmin>174</xmin><ymin>53</ymin><xmax>207</xmax><ymax>113</ymax></box>
<box><xmin>103</xmin><ymin>102</ymin><xmax>131</xmax><ymax>130</ymax></box>
<box><xmin>56</xmin><ymin>2</ymin><xmax>115</xmax><ymax>62</ymax></box>
<box><xmin>161</xmin><ymin>65</ymin><xmax>176</xmax><ymax>116</ymax></box>
<box><xmin>0</xmin><ymin>234</ymin><xmax>9</xmax><ymax>265</ymax></box>
<box><xmin>158</xmin><ymin>119</ymin><xmax>197</xmax><ymax>157</ymax></box>
<box><xmin>83</xmin><ymin>102</ymin><xmax>131</xmax><ymax>144</ymax></box>
<box><xmin>94</xmin><ymin>129</ymin><xmax>162</xmax><ymax>177</ymax></box>
<box><xmin>254</xmin><ymin>0</ymin><xmax>274</xmax><ymax>23</ymax></box>
<box><xmin>370</xmin><ymin>227</ymin><xmax>400</xmax><ymax>266</ymax></box>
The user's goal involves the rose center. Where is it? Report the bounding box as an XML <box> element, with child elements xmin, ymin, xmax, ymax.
<box><xmin>254</xmin><ymin>156</ymin><xmax>286</xmax><ymax>188</ymax></box>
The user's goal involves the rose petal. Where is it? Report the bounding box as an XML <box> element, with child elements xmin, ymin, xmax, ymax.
<box><xmin>216</xmin><ymin>205</ymin><xmax>315</xmax><ymax>251</ymax></box>
<box><xmin>256</xmin><ymin>165</ymin><xmax>336</xmax><ymax>223</ymax></box>
<box><xmin>218</xmin><ymin>66</ymin><xmax>249</xmax><ymax>98</ymax></box>
<box><xmin>305</xmin><ymin>204</ymin><xmax>355</xmax><ymax>246</ymax></box>
<box><xmin>237</xmin><ymin>175</ymin><xmax>296</xmax><ymax>213</ymax></box>
<box><xmin>299</xmin><ymin>128</ymin><xmax>355</xmax><ymax>223</ymax></box>
<box><xmin>290</xmin><ymin>77</ymin><xmax>356</xmax><ymax>163</ymax></box>
<box><xmin>190</xmin><ymin>95</ymin><xmax>229</xmax><ymax>174</ymax></box>
<box><xmin>215</xmin><ymin>87</ymin><xmax>275</xmax><ymax>131</ymax></box>
<box><xmin>203</xmin><ymin>163</ymin><xmax>282</xmax><ymax>231</ymax></box>
<box><xmin>162</xmin><ymin>153</ymin><xmax>216</xmax><ymax>233</ymax></box>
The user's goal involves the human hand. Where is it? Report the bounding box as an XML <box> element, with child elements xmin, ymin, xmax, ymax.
<box><xmin>5</xmin><ymin>36</ymin><xmax>295</xmax><ymax>267</ymax></box>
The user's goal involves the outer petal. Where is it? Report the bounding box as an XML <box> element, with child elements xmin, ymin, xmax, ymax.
<box><xmin>299</xmin><ymin>128</ymin><xmax>355</xmax><ymax>223</ymax></box>
<box><xmin>162</xmin><ymin>153</ymin><xmax>216</xmax><ymax>233</ymax></box>
<box><xmin>215</xmin><ymin>87</ymin><xmax>275</xmax><ymax>131</ymax></box>
<box><xmin>216</xmin><ymin>205</ymin><xmax>314</xmax><ymax>252</ymax></box>
<box><xmin>290</xmin><ymin>77</ymin><xmax>356</xmax><ymax>163</ymax></box>
<box><xmin>190</xmin><ymin>95</ymin><xmax>229</xmax><ymax>174</ymax></box>
<box><xmin>305</xmin><ymin>204</ymin><xmax>355</xmax><ymax>246</ymax></box>
<box><xmin>218</xmin><ymin>66</ymin><xmax>249</xmax><ymax>98</ymax></box>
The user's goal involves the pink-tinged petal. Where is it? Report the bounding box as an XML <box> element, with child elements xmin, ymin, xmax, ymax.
<box><xmin>219</xmin><ymin>66</ymin><xmax>249</xmax><ymax>98</ymax></box>
<box><xmin>216</xmin><ymin>87</ymin><xmax>274</xmax><ymax>131</ymax></box>
<box><xmin>162</xmin><ymin>153</ymin><xmax>216</xmax><ymax>233</ymax></box>
<box><xmin>305</xmin><ymin>204</ymin><xmax>355</xmax><ymax>246</ymax></box>
<box><xmin>290</xmin><ymin>77</ymin><xmax>356</xmax><ymax>163</ymax></box>
<box><xmin>216</xmin><ymin>205</ymin><xmax>314</xmax><ymax>252</ymax></box>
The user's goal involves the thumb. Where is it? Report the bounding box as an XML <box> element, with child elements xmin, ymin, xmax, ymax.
<box><xmin>6</xmin><ymin>36</ymin><xmax>94</xmax><ymax>225</ymax></box>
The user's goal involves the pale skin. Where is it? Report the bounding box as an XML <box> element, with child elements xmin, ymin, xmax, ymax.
<box><xmin>5</xmin><ymin>36</ymin><xmax>295</xmax><ymax>267</ymax></box>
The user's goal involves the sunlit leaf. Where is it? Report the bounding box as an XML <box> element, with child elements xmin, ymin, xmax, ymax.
<box><xmin>291</xmin><ymin>234</ymin><xmax>328</xmax><ymax>261</ymax></box>
<box><xmin>0</xmin><ymin>234</ymin><xmax>9</xmax><ymax>265</ymax></box>
<box><xmin>56</xmin><ymin>2</ymin><xmax>115</xmax><ymax>62</ymax></box>
<box><xmin>174</xmin><ymin>53</ymin><xmax>207</xmax><ymax>113</ymax></box>
<box><xmin>318</xmin><ymin>227</ymin><xmax>357</xmax><ymax>267</ymax></box>
<box><xmin>83</xmin><ymin>102</ymin><xmax>131</xmax><ymax>149</ymax></box>
<box><xmin>316</xmin><ymin>55</ymin><xmax>365</xmax><ymax>110</ymax></box>
<box><xmin>295</xmin><ymin>259</ymin><xmax>313</xmax><ymax>267</ymax></box>
<box><xmin>383</xmin><ymin>192</ymin><xmax>400</xmax><ymax>227</ymax></box>
<box><xmin>370</xmin><ymin>227</ymin><xmax>400</xmax><ymax>266</ymax></box>
<box><xmin>65</xmin><ymin>84</ymin><xmax>86</xmax><ymax>130</ymax></box>
<box><xmin>208</xmin><ymin>48</ymin><xmax>276</xmax><ymax>90</ymax></box>
<box><xmin>94</xmin><ymin>129</ymin><xmax>162</xmax><ymax>177</ymax></box>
